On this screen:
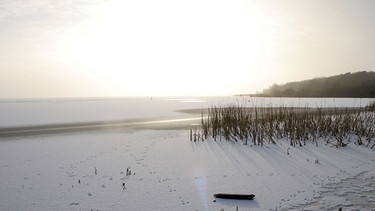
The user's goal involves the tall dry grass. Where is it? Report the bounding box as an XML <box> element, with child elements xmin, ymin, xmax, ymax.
<box><xmin>199</xmin><ymin>102</ymin><xmax>375</xmax><ymax>148</ymax></box>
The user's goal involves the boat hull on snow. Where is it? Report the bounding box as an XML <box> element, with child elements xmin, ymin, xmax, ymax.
<box><xmin>214</xmin><ymin>193</ymin><xmax>255</xmax><ymax>200</ymax></box>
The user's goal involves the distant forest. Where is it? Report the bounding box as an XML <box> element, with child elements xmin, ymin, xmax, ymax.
<box><xmin>259</xmin><ymin>71</ymin><xmax>375</xmax><ymax>98</ymax></box>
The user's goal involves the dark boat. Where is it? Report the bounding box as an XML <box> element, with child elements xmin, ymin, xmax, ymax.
<box><xmin>214</xmin><ymin>193</ymin><xmax>255</xmax><ymax>200</ymax></box>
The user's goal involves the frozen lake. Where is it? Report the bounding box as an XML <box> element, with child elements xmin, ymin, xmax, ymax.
<box><xmin>0</xmin><ymin>97</ymin><xmax>373</xmax><ymax>128</ymax></box>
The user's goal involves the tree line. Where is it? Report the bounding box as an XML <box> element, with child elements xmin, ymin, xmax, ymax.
<box><xmin>260</xmin><ymin>71</ymin><xmax>375</xmax><ymax>98</ymax></box>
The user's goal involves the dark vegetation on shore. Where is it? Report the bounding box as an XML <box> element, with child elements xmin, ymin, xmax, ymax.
<box><xmin>197</xmin><ymin>100</ymin><xmax>375</xmax><ymax>149</ymax></box>
<box><xmin>255</xmin><ymin>71</ymin><xmax>375</xmax><ymax>98</ymax></box>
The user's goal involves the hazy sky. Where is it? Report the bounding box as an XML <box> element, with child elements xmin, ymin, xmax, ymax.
<box><xmin>1</xmin><ymin>0</ymin><xmax>374</xmax><ymax>98</ymax></box>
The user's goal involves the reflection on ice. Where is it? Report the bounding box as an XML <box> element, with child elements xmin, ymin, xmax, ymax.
<box><xmin>192</xmin><ymin>167</ymin><xmax>208</xmax><ymax>211</ymax></box>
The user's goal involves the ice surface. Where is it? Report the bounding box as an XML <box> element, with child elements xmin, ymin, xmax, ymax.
<box><xmin>0</xmin><ymin>97</ymin><xmax>371</xmax><ymax>127</ymax></box>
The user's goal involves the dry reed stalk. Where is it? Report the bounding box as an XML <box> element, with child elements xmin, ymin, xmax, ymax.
<box><xmin>198</xmin><ymin>101</ymin><xmax>374</xmax><ymax>149</ymax></box>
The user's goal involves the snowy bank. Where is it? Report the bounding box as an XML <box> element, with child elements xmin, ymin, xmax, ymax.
<box><xmin>0</xmin><ymin>129</ymin><xmax>374</xmax><ymax>210</ymax></box>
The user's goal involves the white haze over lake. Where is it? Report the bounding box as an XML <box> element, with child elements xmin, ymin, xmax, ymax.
<box><xmin>1</xmin><ymin>0</ymin><xmax>375</xmax><ymax>97</ymax></box>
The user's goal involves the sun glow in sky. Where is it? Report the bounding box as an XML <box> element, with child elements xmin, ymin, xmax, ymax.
<box><xmin>1</xmin><ymin>0</ymin><xmax>375</xmax><ymax>98</ymax></box>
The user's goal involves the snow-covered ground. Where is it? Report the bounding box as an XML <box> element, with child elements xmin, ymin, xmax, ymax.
<box><xmin>0</xmin><ymin>97</ymin><xmax>374</xmax><ymax>210</ymax></box>
<box><xmin>1</xmin><ymin>130</ymin><xmax>374</xmax><ymax>210</ymax></box>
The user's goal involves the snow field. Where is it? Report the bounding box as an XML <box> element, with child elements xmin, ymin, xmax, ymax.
<box><xmin>1</xmin><ymin>129</ymin><xmax>374</xmax><ymax>210</ymax></box>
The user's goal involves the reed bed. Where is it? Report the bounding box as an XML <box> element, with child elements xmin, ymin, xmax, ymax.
<box><xmin>199</xmin><ymin>101</ymin><xmax>375</xmax><ymax>148</ymax></box>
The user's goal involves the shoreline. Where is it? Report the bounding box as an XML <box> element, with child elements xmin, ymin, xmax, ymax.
<box><xmin>0</xmin><ymin>107</ymin><xmax>365</xmax><ymax>138</ymax></box>
<box><xmin>0</xmin><ymin>116</ymin><xmax>201</xmax><ymax>138</ymax></box>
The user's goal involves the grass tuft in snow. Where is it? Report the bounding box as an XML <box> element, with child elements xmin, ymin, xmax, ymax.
<box><xmin>199</xmin><ymin>103</ymin><xmax>375</xmax><ymax>149</ymax></box>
